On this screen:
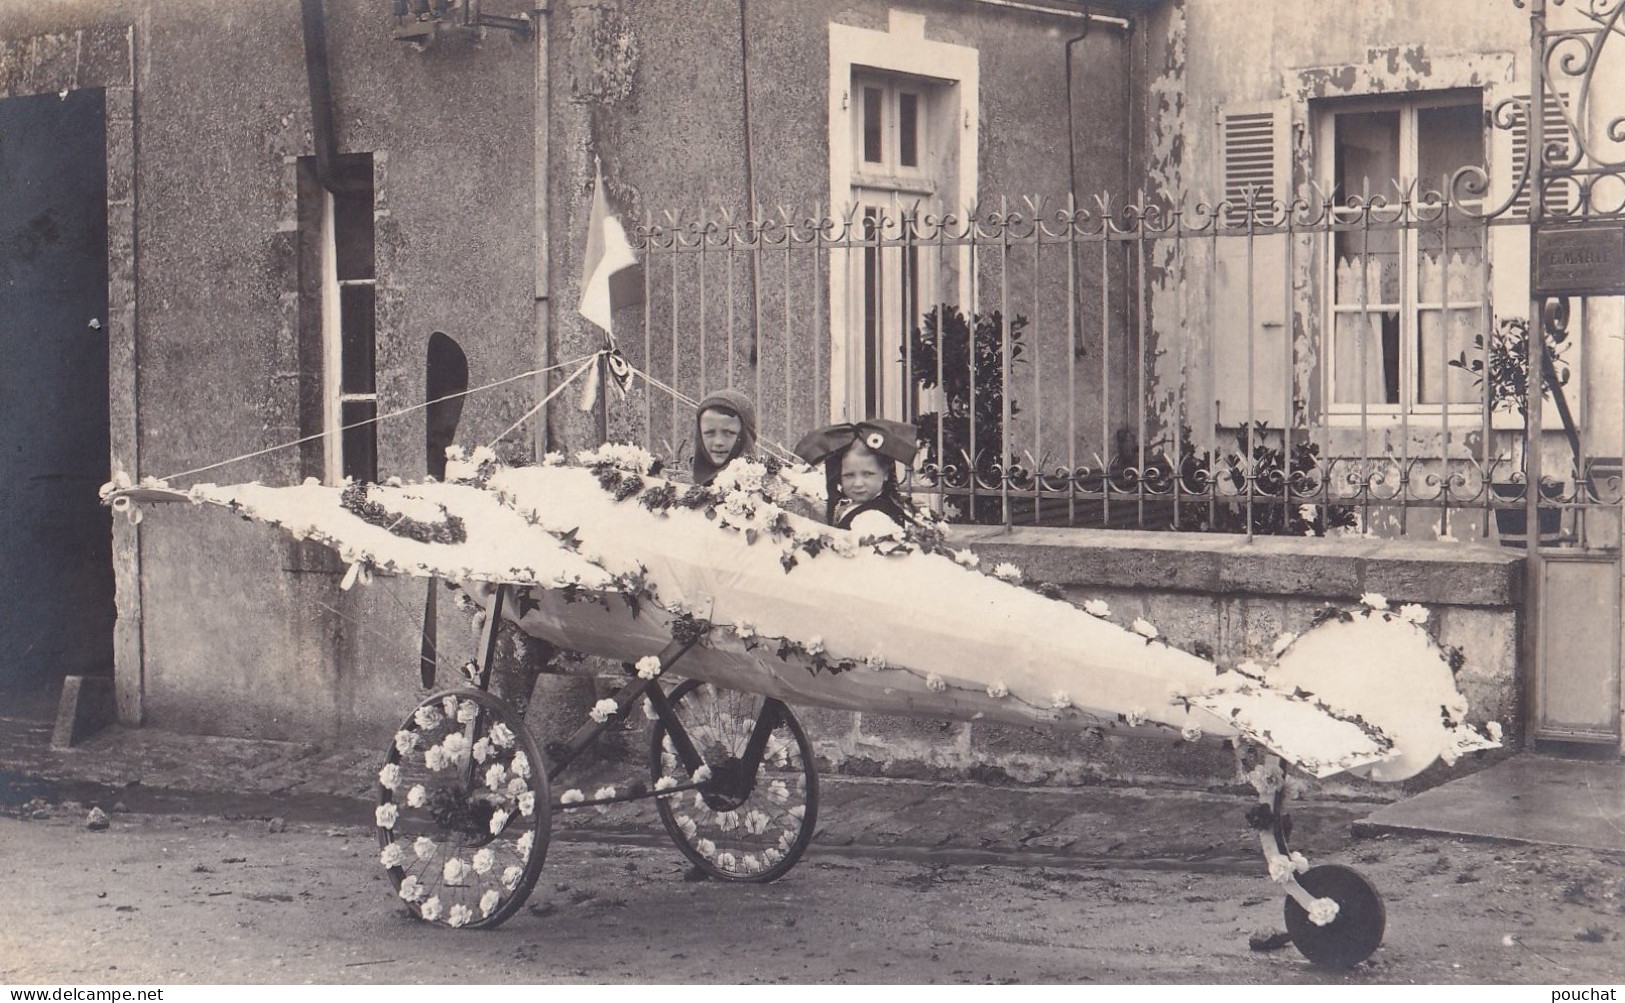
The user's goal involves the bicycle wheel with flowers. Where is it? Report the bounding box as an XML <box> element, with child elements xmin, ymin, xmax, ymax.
<box><xmin>376</xmin><ymin>688</ymin><xmax>550</xmax><ymax>929</ymax></box>
<box><xmin>650</xmin><ymin>680</ymin><xmax>818</xmax><ymax>882</ymax></box>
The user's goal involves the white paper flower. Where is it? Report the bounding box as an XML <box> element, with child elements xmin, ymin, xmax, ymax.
<box><xmin>393</xmin><ymin>730</ymin><xmax>419</xmax><ymax>755</ymax></box>
<box><xmin>952</xmin><ymin>550</ymin><xmax>981</xmax><ymax>570</ymax></box>
<box><xmin>398</xmin><ymin>875</ymin><xmax>424</xmax><ymax>902</ymax></box>
<box><xmin>1271</xmin><ymin>632</ymin><xmax>1297</xmax><ymax>657</ymax></box>
<box><xmin>715</xmin><ymin>852</ymin><xmax>738</xmax><ymax>872</ymax></box>
<box><xmin>1181</xmin><ymin>724</ymin><xmax>1203</xmax><ymax>743</ymax></box>
<box><xmin>1082</xmin><ymin>598</ymin><xmax>1110</xmax><ymax>618</ymax></box>
<box><xmin>732</xmin><ymin>621</ymin><xmax>756</xmax><ymax>640</ymax></box>
<box><xmin>805</xmin><ymin>636</ymin><xmax>826</xmax><ymax>657</ymax></box>
<box><xmin>423</xmin><ymin>745</ymin><xmax>450</xmax><ymax>772</ymax></box>
<box><xmin>560</xmin><ymin>789</ymin><xmax>585</xmax><ymax>804</ymax></box>
<box><xmin>1360</xmin><ymin>592</ymin><xmax>1389</xmax><ymax>611</ymax></box>
<box><xmin>443</xmin><ymin>857</ymin><xmax>469</xmax><ymax>885</ymax></box>
<box><xmin>413</xmin><ymin>705</ymin><xmax>443</xmax><ymax>729</ymax></box>
<box><xmin>925</xmin><ymin>673</ymin><xmax>947</xmax><ymax>693</ymax></box>
<box><xmin>501</xmin><ymin>865</ymin><xmax>524</xmax><ymax>890</ymax></box>
<box><xmin>483</xmin><ymin>764</ymin><xmax>506</xmax><ymax>791</ymax></box>
<box><xmin>985</xmin><ymin>681</ymin><xmax>1010</xmax><ymax>699</ymax></box>
<box><xmin>378</xmin><ymin>763</ymin><xmax>402</xmax><ymax>790</ymax></box>
<box><xmin>441</xmin><ymin>694</ymin><xmax>461</xmax><ymax>719</ymax></box>
<box><xmin>456</xmin><ymin>701</ymin><xmax>480</xmax><ymax>724</ymax></box>
<box><xmin>764</xmin><ymin>848</ymin><xmax>783</xmax><ymax>865</ymax></box>
<box><xmin>745</xmin><ymin>810</ymin><xmax>771</xmax><ymax>835</ymax></box>
<box><xmin>471</xmin><ymin>737</ymin><xmax>492</xmax><ymax>763</ymax></box>
<box><xmin>441</xmin><ymin>733</ymin><xmax>470</xmax><ymax>759</ymax></box>
<box><xmin>507</xmin><ymin>777</ymin><xmax>527</xmax><ymax>797</ymax></box>
<box><xmin>511</xmin><ymin>752</ymin><xmax>531</xmax><ymax>778</ymax></box>
<box><xmin>716</xmin><ymin>810</ymin><xmax>740</xmax><ymax>831</ymax></box>
<box><xmin>1131</xmin><ymin>618</ymin><xmax>1159</xmax><ymax>639</ymax></box>
<box><xmin>789</xmin><ymin>805</ymin><xmax>806</xmax><ymax>821</ymax></box>
<box><xmin>1307</xmin><ymin>897</ymin><xmax>1340</xmax><ymax>926</ymax></box>
<box><xmin>593</xmin><ymin>786</ymin><xmax>617</xmax><ymax>805</ymax></box>
<box><xmin>767</xmin><ymin>780</ymin><xmax>790</xmax><ymax>804</ymax></box>
<box><xmin>589</xmin><ymin>698</ymin><xmax>619</xmax><ymax>723</ymax></box>
<box><xmin>654</xmin><ymin>776</ymin><xmax>679</xmax><ymax>793</ymax></box>
<box><xmin>742</xmin><ymin>854</ymin><xmax>761</xmax><ymax>872</ymax></box>
<box><xmin>1289</xmin><ymin>851</ymin><xmax>1309</xmax><ymax>873</ymax></box>
<box><xmin>480</xmin><ymin>889</ymin><xmax>502</xmax><ymax>918</ymax></box>
<box><xmin>692</xmin><ymin>764</ymin><xmax>713</xmax><ymax>783</ymax></box>
<box><xmin>1486</xmin><ymin>721</ymin><xmax>1503</xmax><ymax>742</ymax></box>
<box><xmin>1050</xmin><ymin>691</ymin><xmax>1072</xmax><ymax>710</ymax></box>
<box><xmin>1398</xmin><ymin>603</ymin><xmax>1430</xmax><ymax>624</ymax></box>
<box><xmin>518</xmin><ymin>792</ymin><xmax>536</xmax><ymax>817</ymax></box>
<box><xmin>379</xmin><ymin>842</ymin><xmax>406</xmax><ymax>868</ymax></box>
<box><xmin>413</xmin><ymin>836</ymin><xmax>436</xmax><ymax>859</ymax></box>
<box><xmin>1268</xmin><ymin>855</ymin><xmax>1297</xmax><ymax>883</ymax></box>
<box><xmin>472</xmin><ymin>848</ymin><xmax>496</xmax><ymax>875</ymax></box>
<box><xmin>488</xmin><ymin>808</ymin><xmax>510</xmax><ymax>835</ymax></box>
<box><xmin>375</xmin><ymin>803</ymin><xmax>399</xmax><ymax>829</ymax></box>
<box><xmin>406</xmin><ymin>784</ymin><xmax>428</xmax><ymax>808</ymax></box>
<box><xmin>489</xmin><ymin>723</ymin><xmax>516</xmax><ymax>748</ymax></box>
<box><xmin>991</xmin><ymin>562</ymin><xmax>1023</xmax><ymax>583</ymax></box>
<box><xmin>696</xmin><ymin>838</ymin><xmax>718</xmax><ymax>859</ymax></box>
<box><xmin>1125</xmin><ymin>709</ymin><xmax>1147</xmax><ymax>728</ymax></box>
<box><xmin>420</xmin><ymin>896</ymin><xmax>442</xmax><ymax>922</ymax></box>
<box><xmin>447</xmin><ymin>903</ymin><xmax>473</xmax><ymax>928</ymax></box>
<box><xmin>635</xmin><ymin>655</ymin><xmax>663</xmax><ymax>680</ymax></box>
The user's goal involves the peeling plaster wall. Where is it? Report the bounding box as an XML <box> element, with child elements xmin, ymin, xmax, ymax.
<box><xmin>1137</xmin><ymin>0</ymin><xmax>1625</xmax><ymax>546</ymax></box>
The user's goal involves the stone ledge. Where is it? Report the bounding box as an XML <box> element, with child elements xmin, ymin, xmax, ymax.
<box><xmin>950</xmin><ymin>526</ymin><xmax>1524</xmax><ymax>607</ymax></box>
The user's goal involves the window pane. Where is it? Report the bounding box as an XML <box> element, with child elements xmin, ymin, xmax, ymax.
<box><xmin>333</xmin><ymin>155</ymin><xmax>375</xmax><ymax>282</ymax></box>
<box><xmin>898</xmin><ymin>91</ymin><xmax>919</xmax><ymax>168</ymax></box>
<box><xmin>862</xmin><ymin>87</ymin><xmax>883</xmax><ymax>164</ymax></box>
<box><xmin>1332</xmin><ymin>310</ymin><xmax>1401</xmax><ymax>406</ymax></box>
<box><xmin>1333</xmin><ymin>234</ymin><xmax>1401</xmax><ymax>305</ymax></box>
<box><xmin>341</xmin><ymin>399</ymin><xmax>378</xmax><ymax>482</ymax></box>
<box><xmin>1417</xmin><ymin>103</ymin><xmax>1483</xmax><ymax>198</ymax></box>
<box><xmin>340</xmin><ymin>284</ymin><xmax>376</xmax><ymax>395</ymax></box>
<box><xmin>1416</xmin><ymin>307</ymin><xmax>1483</xmax><ymax>405</ymax></box>
<box><xmin>1335</xmin><ymin>109</ymin><xmax>1399</xmax><ymax>200</ymax></box>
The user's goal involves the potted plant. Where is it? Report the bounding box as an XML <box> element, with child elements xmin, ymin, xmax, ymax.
<box><xmin>1447</xmin><ymin>315</ymin><xmax>1573</xmax><ymax>547</ymax></box>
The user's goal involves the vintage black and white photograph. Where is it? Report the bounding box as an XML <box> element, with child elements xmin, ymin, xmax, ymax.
<box><xmin>1</xmin><ymin>0</ymin><xmax>1624</xmax><ymax>987</ymax></box>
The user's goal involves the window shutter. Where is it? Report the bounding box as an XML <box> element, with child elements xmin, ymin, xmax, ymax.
<box><xmin>1221</xmin><ymin>105</ymin><xmax>1289</xmax><ymax>226</ymax></box>
<box><xmin>1510</xmin><ymin>92</ymin><xmax>1573</xmax><ymax>218</ymax></box>
<box><xmin>1211</xmin><ymin>103</ymin><xmax>1292</xmax><ymax>430</ymax></box>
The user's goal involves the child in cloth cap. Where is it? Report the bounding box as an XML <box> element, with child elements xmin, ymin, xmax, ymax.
<box><xmin>691</xmin><ymin>388</ymin><xmax>758</xmax><ymax>486</ymax></box>
<box><xmin>793</xmin><ymin>419</ymin><xmax>918</xmax><ymax>538</ymax></box>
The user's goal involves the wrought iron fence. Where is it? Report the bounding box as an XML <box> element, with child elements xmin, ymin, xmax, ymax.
<box><xmin>622</xmin><ymin>181</ymin><xmax>1622</xmax><ymax>546</ymax></box>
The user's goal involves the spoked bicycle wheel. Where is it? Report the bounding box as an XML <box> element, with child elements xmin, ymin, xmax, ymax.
<box><xmin>376</xmin><ymin>688</ymin><xmax>551</xmax><ymax>929</ymax></box>
<box><xmin>650</xmin><ymin>679</ymin><xmax>818</xmax><ymax>882</ymax></box>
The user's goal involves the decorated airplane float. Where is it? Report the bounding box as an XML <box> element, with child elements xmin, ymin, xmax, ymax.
<box><xmin>104</xmin><ymin>387</ymin><xmax>1499</xmax><ymax>969</ymax></box>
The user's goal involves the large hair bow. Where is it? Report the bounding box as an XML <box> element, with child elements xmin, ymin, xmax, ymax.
<box><xmin>793</xmin><ymin>419</ymin><xmax>919</xmax><ymax>466</ymax></box>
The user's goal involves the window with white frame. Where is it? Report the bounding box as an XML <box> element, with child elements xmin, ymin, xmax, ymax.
<box><xmin>319</xmin><ymin>155</ymin><xmax>378</xmax><ymax>483</ymax></box>
<box><xmin>827</xmin><ymin>13</ymin><xmax>977</xmax><ymax>424</ymax></box>
<box><xmin>1319</xmin><ymin>93</ymin><xmax>1486</xmax><ymax>414</ymax></box>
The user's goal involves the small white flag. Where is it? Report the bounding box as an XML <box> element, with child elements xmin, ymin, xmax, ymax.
<box><xmin>577</xmin><ymin>162</ymin><xmax>643</xmax><ymax>336</ymax></box>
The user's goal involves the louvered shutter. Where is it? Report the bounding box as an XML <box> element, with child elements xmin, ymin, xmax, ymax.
<box><xmin>1510</xmin><ymin>91</ymin><xmax>1574</xmax><ymax>219</ymax></box>
<box><xmin>1222</xmin><ymin>106</ymin><xmax>1288</xmax><ymax>226</ymax></box>
<box><xmin>1212</xmin><ymin>103</ymin><xmax>1292</xmax><ymax>429</ymax></box>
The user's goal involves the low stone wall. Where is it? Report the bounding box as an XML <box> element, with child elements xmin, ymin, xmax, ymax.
<box><xmin>793</xmin><ymin>528</ymin><xmax>1525</xmax><ymax>796</ymax></box>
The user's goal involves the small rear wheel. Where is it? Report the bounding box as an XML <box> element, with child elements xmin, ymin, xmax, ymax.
<box><xmin>1285</xmin><ymin>864</ymin><xmax>1386</xmax><ymax>969</ymax></box>
<box><xmin>651</xmin><ymin>680</ymin><xmax>817</xmax><ymax>882</ymax></box>
<box><xmin>376</xmin><ymin>688</ymin><xmax>550</xmax><ymax>929</ymax></box>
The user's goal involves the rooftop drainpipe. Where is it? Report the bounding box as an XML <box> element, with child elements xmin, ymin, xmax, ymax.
<box><xmin>300</xmin><ymin>0</ymin><xmax>360</xmax><ymax>195</ymax></box>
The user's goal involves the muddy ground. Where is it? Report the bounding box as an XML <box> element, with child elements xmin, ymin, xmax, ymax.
<box><xmin>2</xmin><ymin>793</ymin><xmax>1622</xmax><ymax>984</ymax></box>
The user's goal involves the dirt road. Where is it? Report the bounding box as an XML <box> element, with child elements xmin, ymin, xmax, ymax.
<box><xmin>2</xmin><ymin>804</ymin><xmax>1622</xmax><ymax>984</ymax></box>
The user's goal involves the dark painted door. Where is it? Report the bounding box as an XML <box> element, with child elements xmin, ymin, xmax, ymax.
<box><xmin>0</xmin><ymin>88</ymin><xmax>113</xmax><ymax>702</ymax></box>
